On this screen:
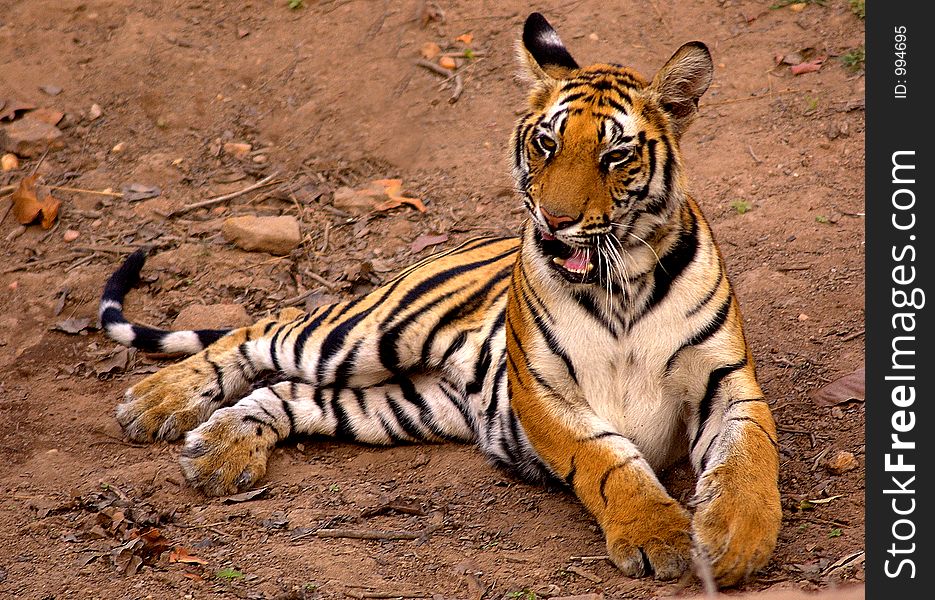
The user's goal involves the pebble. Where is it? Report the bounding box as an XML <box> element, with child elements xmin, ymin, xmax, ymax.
<box><xmin>111</xmin><ymin>141</ymin><xmax>126</xmax><ymax>153</ymax></box>
<box><xmin>798</xmin><ymin>313</ymin><xmax>810</xmax><ymax>321</ymax></box>
<box><xmin>438</xmin><ymin>56</ymin><xmax>457</xmax><ymax>70</ymax></box>
<box><xmin>223</xmin><ymin>142</ymin><xmax>252</xmax><ymax>159</ymax></box>
<box><xmin>1</xmin><ymin>153</ymin><xmax>18</xmax><ymax>171</ymax></box>
<box><xmin>826</xmin><ymin>450</ymin><xmax>859</xmax><ymax>475</ymax></box>
<box><xmin>0</xmin><ymin>118</ymin><xmax>65</xmax><ymax>157</ymax></box>
<box><xmin>221</xmin><ymin>215</ymin><xmax>301</xmax><ymax>255</ymax></box>
<box><xmin>63</xmin><ymin>229</ymin><xmax>80</xmax><ymax>242</ymax></box>
<box><xmin>88</xmin><ymin>103</ymin><xmax>103</xmax><ymax>120</ymax></box>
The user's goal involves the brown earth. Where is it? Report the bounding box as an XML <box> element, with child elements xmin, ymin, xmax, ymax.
<box><xmin>0</xmin><ymin>1</ymin><xmax>865</xmax><ymax>599</ymax></box>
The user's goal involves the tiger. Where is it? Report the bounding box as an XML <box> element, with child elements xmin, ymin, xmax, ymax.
<box><xmin>99</xmin><ymin>13</ymin><xmax>781</xmax><ymax>587</ymax></box>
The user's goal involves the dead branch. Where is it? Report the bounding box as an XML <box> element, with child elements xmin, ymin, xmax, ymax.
<box><xmin>161</xmin><ymin>172</ymin><xmax>280</xmax><ymax>218</ymax></box>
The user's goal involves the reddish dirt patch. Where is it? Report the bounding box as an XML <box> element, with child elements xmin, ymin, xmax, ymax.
<box><xmin>0</xmin><ymin>1</ymin><xmax>864</xmax><ymax>598</ymax></box>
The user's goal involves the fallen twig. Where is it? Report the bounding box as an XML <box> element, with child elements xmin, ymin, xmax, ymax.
<box><xmin>706</xmin><ymin>89</ymin><xmax>799</xmax><ymax>107</ymax></box>
<box><xmin>566</xmin><ymin>565</ymin><xmax>602</xmax><ymax>583</ymax></box>
<box><xmin>161</xmin><ymin>172</ymin><xmax>280</xmax><ymax>218</ymax></box>
<box><xmin>48</xmin><ymin>185</ymin><xmax>124</xmax><ymax>198</ymax></box>
<box><xmin>2</xmin><ymin>252</ymin><xmax>82</xmax><ymax>274</ymax></box>
<box><xmin>747</xmin><ymin>145</ymin><xmax>762</xmax><ymax>164</ymax></box>
<box><xmin>415</xmin><ymin>59</ymin><xmax>453</xmax><ymax>78</ymax></box>
<box><xmin>449</xmin><ymin>74</ymin><xmax>464</xmax><ymax>104</ymax></box>
<box><xmin>841</xmin><ymin>328</ymin><xmax>864</xmax><ymax>342</ymax></box>
<box><xmin>345</xmin><ymin>591</ymin><xmax>430</xmax><ymax>599</ymax></box>
<box><xmin>315</xmin><ymin>528</ymin><xmax>422</xmax><ymax>541</ymax></box>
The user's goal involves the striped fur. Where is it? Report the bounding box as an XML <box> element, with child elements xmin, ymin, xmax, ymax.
<box><xmin>100</xmin><ymin>13</ymin><xmax>780</xmax><ymax>588</ymax></box>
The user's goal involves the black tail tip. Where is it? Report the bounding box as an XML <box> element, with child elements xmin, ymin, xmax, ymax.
<box><xmin>102</xmin><ymin>247</ymin><xmax>152</xmax><ymax>302</ymax></box>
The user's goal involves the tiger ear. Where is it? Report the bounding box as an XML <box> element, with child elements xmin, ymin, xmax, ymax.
<box><xmin>519</xmin><ymin>13</ymin><xmax>579</xmax><ymax>82</ymax></box>
<box><xmin>649</xmin><ymin>42</ymin><xmax>714</xmax><ymax>135</ymax></box>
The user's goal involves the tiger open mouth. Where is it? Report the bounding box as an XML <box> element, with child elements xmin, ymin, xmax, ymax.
<box><xmin>535</xmin><ymin>230</ymin><xmax>599</xmax><ymax>283</ymax></box>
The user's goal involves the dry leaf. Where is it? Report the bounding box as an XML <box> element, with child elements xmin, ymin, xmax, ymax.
<box><xmin>455</xmin><ymin>33</ymin><xmax>474</xmax><ymax>45</ymax></box>
<box><xmin>170</xmin><ymin>547</ymin><xmax>209</xmax><ymax>565</ymax></box>
<box><xmin>120</xmin><ymin>183</ymin><xmax>161</xmax><ymax>202</ymax></box>
<box><xmin>221</xmin><ymin>486</ymin><xmax>269</xmax><ymax>504</ymax></box>
<box><xmin>438</xmin><ymin>56</ymin><xmax>457</xmax><ymax>70</ymax></box>
<box><xmin>0</xmin><ymin>98</ymin><xmax>36</xmax><ymax>121</ymax></box>
<box><xmin>11</xmin><ymin>174</ymin><xmax>61</xmax><ymax>229</ymax></box>
<box><xmin>371</xmin><ymin>178</ymin><xmax>426</xmax><ymax>212</ymax></box>
<box><xmin>420</xmin><ymin>42</ymin><xmax>441</xmax><ymax>60</ymax></box>
<box><xmin>411</xmin><ymin>233</ymin><xmax>449</xmax><ymax>253</ymax></box>
<box><xmin>791</xmin><ymin>56</ymin><xmax>826</xmax><ymax>75</ymax></box>
<box><xmin>810</xmin><ymin>367</ymin><xmax>864</xmax><ymax>406</ymax></box>
<box><xmin>54</xmin><ymin>317</ymin><xmax>92</xmax><ymax>334</ymax></box>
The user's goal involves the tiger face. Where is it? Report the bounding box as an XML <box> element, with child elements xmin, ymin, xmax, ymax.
<box><xmin>512</xmin><ymin>14</ymin><xmax>713</xmax><ymax>284</ymax></box>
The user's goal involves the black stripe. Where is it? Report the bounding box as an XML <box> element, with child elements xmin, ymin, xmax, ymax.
<box><xmin>727</xmin><ymin>416</ymin><xmax>779</xmax><ymax>447</ymax></box>
<box><xmin>599</xmin><ymin>458</ymin><xmax>634</xmax><ymax>504</ymax></box>
<box><xmin>637</xmin><ymin>211</ymin><xmax>699</xmax><ymax>321</ymax></box>
<box><xmin>728</xmin><ymin>398</ymin><xmax>768</xmax><ymax>408</ymax></box>
<box><xmin>687</xmin><ymin>271</ymin><xmax>725</xmax><ymax>316</ymax></box>
<box><xmin>330</xmin><ymin>388</ymin><xmax>354</xmax><ymax>439</ymax></box>
<box><xmin>204</xmin><ymin>355</ymin><xmax>226</xmax><ymax>405</ymax></box>
<box><xmin>515</xmin><ymin>274</ymin><xmax>579</xmax><ymax>385</ymax></box>
<box><xmin>664</xmin><ymin>293</ymin><xmax>733</xmax><ymax>374</ymax></box>
<box><xmin>380</xmin><ymin>249</ymin><xmax>516</xmax><ymax>371</ymax></box>
<box><xmin>582</xmin><ymin>431</ymin><xmax>625</xmax><ymax>442</ymax></box>
<box><xmin>571</xmin><ymin>289</ymin><xmax>619</xmax><ymax>338</ymax></box>
<box><xmin>505</xmin><ymin>320</ymin><xmax>559</xmax><ymax>396</ymax></box>
<box><xmin>292</xmin><ymin>303</ymin><xmax>339</xmax><ymax>369</ymax></box>
<box><xmin>386</xmin><ymin>391</ymin><xmax>425</xmax><ymax>440</ymax></box>
<box><xmin>564</xmin><ymin>455</ymin><xmax>577</xmax><ymax>486</ymax></box>
<box><xmin>397</xmin><ymin>377</ymin><xmax>462</xmax><ymax>442</ymax></box>
<box><xmin>270</xmin><ymin>384</ymin><xmax>295</xmax><ymax>434</ymax></box>
<box><xmin>419</xmin><ymin>265</ymin><xmax>511</xmax><ymax>365</ymax></box>
<box><xmin>378</xmin><ymin>411</ymin><xmax>406</xmax><ymax>444</ymax></box>
<box><xmin>313</xmin><ymin>278</ymin><xmax>408</xmax><ymax>383</ymax></box>
<box><xmin>691</xmin><ymin>360</ymin><xmax>747</xmax><ymax>453</ymax></box>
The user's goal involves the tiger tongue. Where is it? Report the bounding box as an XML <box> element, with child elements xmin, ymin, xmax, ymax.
<box><xmin>562</xmin><ymin>248</ymin><xmax>590</xmax><ymax>273</ymax></box>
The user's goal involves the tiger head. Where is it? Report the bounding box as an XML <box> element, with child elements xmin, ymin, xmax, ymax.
<box><xmin>511</xmin><ymin>13</ymin><xmax>713</xmax><ymax>284</ymax></box>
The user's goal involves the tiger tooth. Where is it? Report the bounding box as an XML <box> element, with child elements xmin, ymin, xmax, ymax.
<box><xmin>552</xmin><ymin>257</ymin><xmax>566</xmax><ymax>267</ymax></box>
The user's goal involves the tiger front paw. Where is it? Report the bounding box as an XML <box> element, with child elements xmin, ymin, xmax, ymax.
<box><xmin>179</xmin><ymin>406</ymin><xmax>280</xmax><ymax>496</ymax></box>
<box><xmin>116</xmin><ymin>358</ymin><xmax>225</xmax><ymax>442</ymax></box>
<box><xmin>605</xmin><ymin>501</ymin><xmax>693</xmax><ymax>580</ymax></box>
<box><xmin>691</xmin><ymin>473</ymin><xmax>781</xmax><ymax>587</ymax></box>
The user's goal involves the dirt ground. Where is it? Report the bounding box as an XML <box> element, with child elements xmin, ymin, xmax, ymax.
<box><xmin>0</xmin><ymin>1</ymin><xmax>866</xmax><ymax>598</ymax></box>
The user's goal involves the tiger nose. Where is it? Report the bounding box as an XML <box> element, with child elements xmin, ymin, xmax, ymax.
<box><xmin>539</xmin><ymin>206</ymin><xmax>576</xmax><ymax>231</ymax></box>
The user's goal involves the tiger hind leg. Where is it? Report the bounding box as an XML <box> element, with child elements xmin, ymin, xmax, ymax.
<box><xmin>179</xmin><ymin>374</ymin><xmax>475</xmax><ymax>495</ymax></box>
<box><xmin>115</xmin><ymin>308</ymin><xmax>305</xmax><ymax>441</ymax></box>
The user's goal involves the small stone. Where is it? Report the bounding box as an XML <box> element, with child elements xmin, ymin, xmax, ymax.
<box><xmin>221</xmin><ymin>215</ymin><xmax>301</xmax><ymax>255</ymax></box>
<box><xmin>111</xmin><ymin>141</ymin><xmax>127</xmax><ymax>153</ymax></box>
<box><xmin>438</xmin><ymin>56</ymin><xmax>457</xmax><ymax>70</ymax></box>
<box><xmin>830</xmin><ymin>406</ymin><xmax>845</xmax><ymax>419</ymax></box>
<box><xmin>63</xmin><ymin>229</ymin><xmax>80</xmax><ymax>242</ymax></box>
<box><xmin>252</xmin><ymin>154</ymin><xmax>267</xmax><ymax>164</ymax></box>
<box><xmin>88</xmin><ymin>103</ymin><xmax>103</xmax><ymax>120</ymax></box>
<box><xmin>40</xmin><ymin>84</ymin><xmax>63</xmax><ymax>96</ymax></box>
<box><xmin>788</xmin><ymin>2</ymin><xmax>806</xmax><ymax>11</ymax></box>
<box><xmin>798</xmin><ymin>313</ymin><xmax>810</xmax><ymax>321</ymax></box>
<box><xmin>223</xmin><ymin>142</ymin><xmax>252</xmax><ymax>159</ymax></box>
<box><xmin>172</xmin><ymin>303</ymin><xmax>253</xmax><ymax>330</ymax></box>
<box><xmin>588</xmin><ymin>32</ymin><xmax>599</xmax><ymax>41</ymax></box>
<box><xmin>1</xmin><ymin>153</ymin><xmax>18</xmax><ymax>171</ymax></box>
<box><xmin>825</xmin><ymin>450</ymin><xmax>858</xmax><ymax>475</ymax></box>
<box><xmin>0</xmin><ymin>117</ymin><xmax>65</xmax><ymax>157</ymax></box>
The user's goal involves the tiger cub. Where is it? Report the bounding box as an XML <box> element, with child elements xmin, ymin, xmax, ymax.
<box><xmin>100</xmin><ymin>13</ymin><xmax>781</xmax><ymax>587</ymax></box>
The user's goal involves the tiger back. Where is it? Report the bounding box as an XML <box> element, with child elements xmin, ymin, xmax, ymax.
<box><xmin>100</xmin><ymin>13</ymin><xmax>780</xmax><ymax>589</ymax></box>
